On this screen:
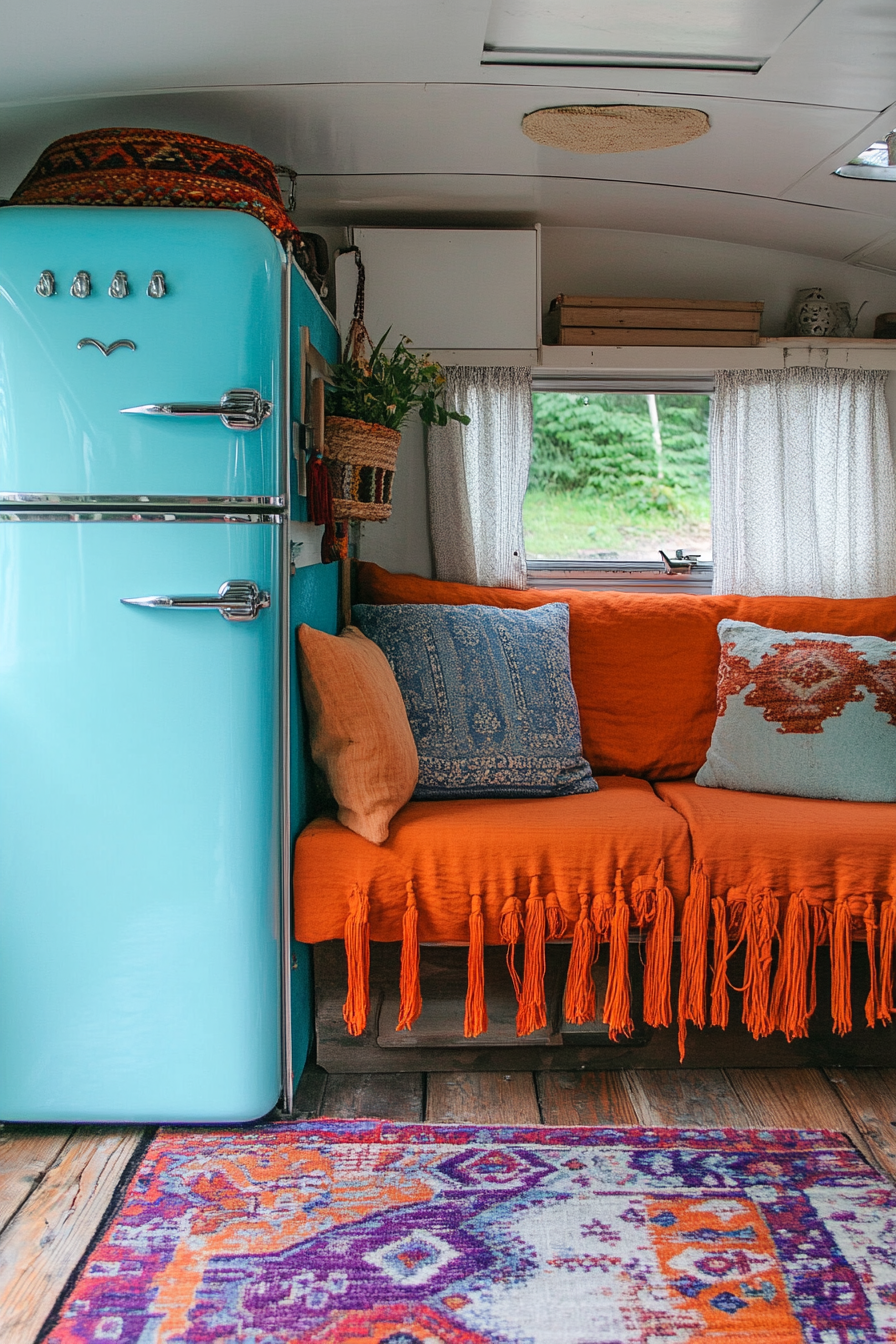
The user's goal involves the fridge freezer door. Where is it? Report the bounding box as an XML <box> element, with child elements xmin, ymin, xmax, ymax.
<box><xmin>0</xmin><ymin>517</ymin><xmax>282</xmax><ymax>1122</ymax></box>
<box><xmin>0</xmin><ymin>208</ymin><xmax>284</xmax><ymax>502</ymax></box>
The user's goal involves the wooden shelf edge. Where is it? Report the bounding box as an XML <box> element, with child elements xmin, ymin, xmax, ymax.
<box><xmin>536</xmin><ymin>341</ymin><xmax>896</xmax><ymax>371</ymax></box>
<box><xmin>760</xmin><ymin>337</ymin><xmax>896</xmax><ymax>347</ymax></box>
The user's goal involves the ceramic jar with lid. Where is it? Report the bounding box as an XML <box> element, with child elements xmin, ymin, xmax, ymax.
<box><xmin>793</xmin><ymin>288</ymin><xmax>835</xmax><ymax>336</ymax></box>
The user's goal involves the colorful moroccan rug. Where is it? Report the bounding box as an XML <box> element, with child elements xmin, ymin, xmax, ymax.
<box><xmin>47</xmin><ymin>1121</ymin><xmax>896</xmax><ymax>1343</ymax></box>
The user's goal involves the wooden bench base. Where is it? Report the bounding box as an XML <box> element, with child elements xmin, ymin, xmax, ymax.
<box><xmin>313</xmin><ymin>941</ymin><xmax>896</xmax><ymax>1073</ymax></box>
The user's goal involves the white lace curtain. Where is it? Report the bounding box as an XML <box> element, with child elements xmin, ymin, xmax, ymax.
<box><xmin>711</xmin><ymin>367</ymin><xmax>896</xmax><ymax>597</ymax></box>
<box><xmin>426</xmin><ymin>366</ymin><xmax>532</xmax><ymax>589</ymax></box>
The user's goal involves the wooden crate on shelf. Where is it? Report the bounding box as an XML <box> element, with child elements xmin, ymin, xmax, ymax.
<box><xmin>544</xmin><ymin>294</ymin><xmax>764</xmax><ymax>346</ymax></box>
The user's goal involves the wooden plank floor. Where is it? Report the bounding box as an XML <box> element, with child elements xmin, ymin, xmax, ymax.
<box><xmin>2</xmin><ymin>1067</ymin><xmax>894</xmax><ymax>1343</ymax></box>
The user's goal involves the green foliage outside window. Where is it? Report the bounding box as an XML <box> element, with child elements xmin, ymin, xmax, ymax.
<box><xmin>524</xmin><ymin>392</ymin><xmax>712</xmax><ymax>559</ymax></box>
<box><xmin>530</xmin><ymin>392</ymin><xmax>709</xmax><ymax>507</ymax></box>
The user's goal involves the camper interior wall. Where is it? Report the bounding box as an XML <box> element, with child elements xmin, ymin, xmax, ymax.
<box><xmin>354</xmin><ymin>225</ymin><xmax>896</xmax><ymax>579</ymax></box>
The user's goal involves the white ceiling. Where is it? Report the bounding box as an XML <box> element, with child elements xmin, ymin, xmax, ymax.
<box><xmin>2</xmin><ymin>0</ymin><xmax>896</xmax><ymax>266</ymax></box>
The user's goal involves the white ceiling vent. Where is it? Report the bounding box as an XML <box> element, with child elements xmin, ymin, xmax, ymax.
<box><xmin>483</xmin><ymin>0</ymin><xmax>821</xmax><ymax>71</ymax></box>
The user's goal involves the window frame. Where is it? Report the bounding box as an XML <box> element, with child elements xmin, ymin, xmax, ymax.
<box><xmin>526</xmin><ymin>373</ymin><xmax>715</xmax><ymax>593</ymax></box>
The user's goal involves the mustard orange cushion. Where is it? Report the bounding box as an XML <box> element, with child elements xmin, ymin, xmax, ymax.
<box><xmin>357</xmin><ymin>562</ymin><xmax>896</xmax><ymax>780</ymax></box>
<box><xmin>297</xmin><ymin>624</ymin><xmax>418</xmax><ymax>844</ymax></box>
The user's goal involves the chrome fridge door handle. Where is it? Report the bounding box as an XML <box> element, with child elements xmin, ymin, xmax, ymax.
<box><xmin>121</xmin><ymin>580</ymin><xmax>270</xmax><ymax>622</ymax></box>
<box><xmin>120</xmin><ymin>388</ymin><xmax>272</xmax><ymax>431</ymax></box>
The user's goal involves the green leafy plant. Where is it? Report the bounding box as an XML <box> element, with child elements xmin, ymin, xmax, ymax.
<box><xmin>327</xmin><ymin>331</ymin><xmax>470</xmax><ymax>431</ymax></box>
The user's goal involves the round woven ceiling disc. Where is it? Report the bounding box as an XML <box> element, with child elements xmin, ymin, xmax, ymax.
<box><xmin>521</xmin><ymin>105</ymin><xmax>710</xmax><ymax>154</ymax></box>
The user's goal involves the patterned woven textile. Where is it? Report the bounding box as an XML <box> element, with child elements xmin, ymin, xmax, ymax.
<box><xmin>352</xmin><ymin>602</ymin><xmax>597</xmax><ymax>800</ymax></box>
<box><xmin>47</xmin><ymin>1121</ymin><xmax>896</xmax><ymax>1343</ymax></box>
<box><xmin>696</xmin><ymin>619</ymin><xmax>896</xmax><ymax>802</ymax></box>
<box><xmin>5</xmin><ymin>128</ymin><xmax>301</xmax><ymax>249</ymax></box>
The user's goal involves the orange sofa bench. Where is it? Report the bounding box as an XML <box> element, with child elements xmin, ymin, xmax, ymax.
<box><xmin>293</xmin><ymin>563</ymin><xmax>896</xmax><ymax>1058</ymax></box>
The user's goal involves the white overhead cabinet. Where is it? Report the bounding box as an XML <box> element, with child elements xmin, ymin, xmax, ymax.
<box><xmin>336</xmin><ymin>228</ymin><xmax>539</xmax><ymax>359</ymax></box>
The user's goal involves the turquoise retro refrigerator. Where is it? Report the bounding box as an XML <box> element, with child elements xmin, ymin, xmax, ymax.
<box><xmin>0</xmin><ymin>206</ymin><xmax>334</xmax><ymax>1121</ymax></box>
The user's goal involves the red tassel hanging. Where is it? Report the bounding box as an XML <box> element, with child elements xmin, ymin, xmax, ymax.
<box><xmin>307</xmin><ymin>454</ymin><xmax>333</xmax><ymax>527</ymax></box>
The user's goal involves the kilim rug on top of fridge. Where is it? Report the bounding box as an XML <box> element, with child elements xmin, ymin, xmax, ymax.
<box><xmin>46</xmin><ymin>1121</ymin><xmax>896</xmax><ymax>1344</ymax></box>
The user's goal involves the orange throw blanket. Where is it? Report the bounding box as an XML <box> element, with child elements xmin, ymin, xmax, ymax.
<box><xmin>293</xmin><ymin>777</ymin><xmax>692</xmax><ymax>1041</ymax></box>
<box><xmin>657</xmin><ymin>781</ymin><xmax>896</xmax><ymax>1053</ymax></box>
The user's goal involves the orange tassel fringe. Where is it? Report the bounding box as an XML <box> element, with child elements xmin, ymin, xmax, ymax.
<box><xmin>342</xmin><ymin>885</ymin><xmax>370</xmax><ymax>1037</ymax></box>
<box><xmin>879</xmin><ymin>896</ymin><xmax>895</xmax><ymax>1025</ymax></box>
<box><xmin>709</xmin><ymin>894</ymin><xmax>730</xmax><ymax>1029</ymax></box>
<box><xmin>740</xmin><ymin>890</ymin><xmax>778</xmax><ymax>1040</ymax></box>
<box><xmin>564</xmin><ymin>890</ymin><xmax>597</xmax><ymax>1025</ymax></box>
<box><xmin>500</xmin><ymin>896</ymin><xmax>523</xmax><ymax>1002</ymax></box>
<box><xmin>591</xmin><ymin>891</ymin><xmax>613</xmax><ymax>942</ymax></box>
<box><xmin>464</xmin><ymin>891</ymin><xmax>488</xmax><ymax>1038</ymax></box>
<box><xmin>831</xmin><ymin>895</ymin><xmax>853</xmax><ymax>1036</ymax></box>
<box><xmin>677</xmin><ymin>862</ymin><xmax>710</xmax><ymax>1061</ymax></box>
<box><xmin>863</xmin><ymin>895</ymin><xmax>879</xmax><ymax>1030</ymax></box>
<box><xmin>545</xmin><ymin>891</ymin><xmax>568</xmax><ymax>939</ymax></box>
<box><xmin>396</xmin><ymin>881</ymin><xmax>422</xmax><ymax>1032</ymax></box>
<box><xmin>336</xmin><ymin>869</ymin><xmax>890</xmax><ymax>1056</ymax></box>
<box><xmin>602</xmin><ymin>870</ymin><xmax>633</xmax><ymax>1040</ymax></box>
<box><xmin>770</xmin><ymin>890</ymin><xmax>810</xmax><ymax>1042</ymax></box>
<box><xmin>643</xmin><ymin>862</ymin><xmax>674</xmax><ymax>1029</ymax></box>
<box><xmin>517</xmin><ymin>879</ymin><xmax>547</xmax><ymax>1036</ymax></box>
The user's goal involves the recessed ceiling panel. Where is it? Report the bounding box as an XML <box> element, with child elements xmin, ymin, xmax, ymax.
<box><xmin>484</xmin><ymin>0</ymin><xmax>821</xmax><ymax>64</ymax></box>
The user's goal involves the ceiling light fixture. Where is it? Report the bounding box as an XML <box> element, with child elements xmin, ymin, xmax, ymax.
<box><xmin>835</xmin><ymin>131</ymin><xmax>896</xmax><ymax>182</ymax></box>
<box><xmin>521</xmin><ymin>105</ymin><xmax>710</xmax><ymax>155</ymax></box>
<box><xmin>484</xmin><ymin>46</ymin><xmax>763</xmax><ymax>73</ymax></box>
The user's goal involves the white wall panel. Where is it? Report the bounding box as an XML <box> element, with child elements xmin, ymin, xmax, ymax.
<box><xmin>339</xmin><ymin>228</ymin><xmax>538</xmax><ymax>351</ymax></box>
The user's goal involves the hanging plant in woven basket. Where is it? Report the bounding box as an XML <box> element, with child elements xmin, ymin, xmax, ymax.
<box><xmin>323</xmin><ymin>415</ymin><xmax>400</xmax><ymax>521</ymax></box>
<box><xmin>322</xmin><ymin>249</ymin><xmax>469</xmax><ymax>522</ymax></box>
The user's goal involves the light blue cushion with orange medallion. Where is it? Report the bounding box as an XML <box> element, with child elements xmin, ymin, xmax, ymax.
<box><xmin>352</xmin><ymin>601</ymin><xmax>597</xmax><ymax>800</ymax></box>
<box><xmin>696</xmin><ymin>619</ymin><xmax>896</xmax><ymax>802</ymax></box>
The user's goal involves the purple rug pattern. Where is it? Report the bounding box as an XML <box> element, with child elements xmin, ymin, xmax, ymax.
<box><xmin>47</xmin><ymin>1120</ymin><xmax>896</xmax><ymax>1342</ymax></box>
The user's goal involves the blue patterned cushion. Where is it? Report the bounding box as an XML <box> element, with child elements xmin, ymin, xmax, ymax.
<box><xmin>352</xmin><ymin>602</ymin><xmax>598</xmax><ymax>800</ymax></box>
<box><xmin>696</xmin><ymin>619</ymin><xmax>896</xmax><ymax>801</ymax></box>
